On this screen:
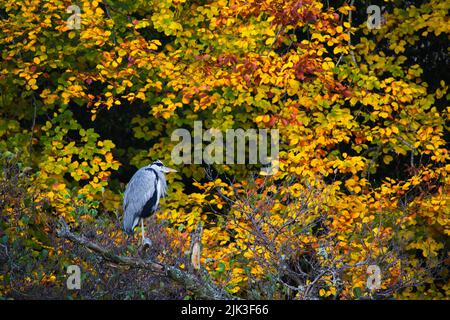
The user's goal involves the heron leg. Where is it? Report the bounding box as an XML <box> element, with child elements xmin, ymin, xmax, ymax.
<box><xmin>141</xmin><ymin>219</ymin><xmax>152</xmax><ymax>247</ymax></box>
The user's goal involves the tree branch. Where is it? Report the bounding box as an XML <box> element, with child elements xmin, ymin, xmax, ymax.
<box><xmin>348</xmin><ymin>0</ymin><xmax>358</xmax><ymax>67</ymax></box>
<box><xmin>56</xmin><ymin>219</ymin><xmax>232</xmax><ymax>300</ymax></box>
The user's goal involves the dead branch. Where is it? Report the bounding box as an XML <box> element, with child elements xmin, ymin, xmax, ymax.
<box><xmin>189</xmin><ymin>222</ymin><xmax>203</xmax><ymax>272</ymax></box>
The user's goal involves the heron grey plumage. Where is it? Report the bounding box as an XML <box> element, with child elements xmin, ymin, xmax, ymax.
<box><xmin>123</xmin><ymin>159</ymin><xmax>176</xmax><ymax>245</ymax></box>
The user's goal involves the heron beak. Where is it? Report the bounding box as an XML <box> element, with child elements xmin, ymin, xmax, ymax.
<box><xmin>163</xmin><ymin>166</ymin><xmax>177</xmax><ymax>173</ymax></box>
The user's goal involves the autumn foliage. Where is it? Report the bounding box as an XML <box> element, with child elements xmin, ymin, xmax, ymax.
<box><xmin>0</xmin><ymin>0</ymin><xmax>448</xmax><ymax>299</ymax></box>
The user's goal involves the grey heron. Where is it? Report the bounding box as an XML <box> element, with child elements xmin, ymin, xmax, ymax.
<box><xmin>123</xmin><ymin>160</ymin><xmax>176</xmax><ymax>246</ymax></box>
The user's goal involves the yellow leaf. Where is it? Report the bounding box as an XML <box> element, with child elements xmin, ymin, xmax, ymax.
<box><xmin>312</xmin><ymin>33</ymin><xmax>325</xmax><ymax>42</ymax></box>
<box><xmin>322</xmin><ymin>60</ymin><xmax>335</xmax><ymax>71</ymax></box>
<box><xmin>383</xmin><ymin>155</ymin><xmax>393</xmax><ymax>164</ymax></box>
<box><xmin>136</xmin><ymin>92</ymin><xmax>146</xmax><ymax>100</ymax></box>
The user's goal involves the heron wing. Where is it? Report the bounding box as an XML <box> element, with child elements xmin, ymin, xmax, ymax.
<box><xmin>123</xmin><ymin>168</ymin><xmax>157</xmax><ymax>232</ymax></box>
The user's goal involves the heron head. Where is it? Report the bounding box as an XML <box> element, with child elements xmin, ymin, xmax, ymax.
<box><xmin>150</xmin><ymin>159</ymin><xmax>177</xmax><ymax>173</ymax></box>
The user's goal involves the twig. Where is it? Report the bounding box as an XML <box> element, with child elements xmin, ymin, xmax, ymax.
<box><xmin>348</xmin><ymin>0</ymin><xmax>358</xmax><ymax>67</ymax></box>
<box><xmin>28</xmin><ymin>94</ymin><xmax>37</xmax><ymax>162</ymax></box>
